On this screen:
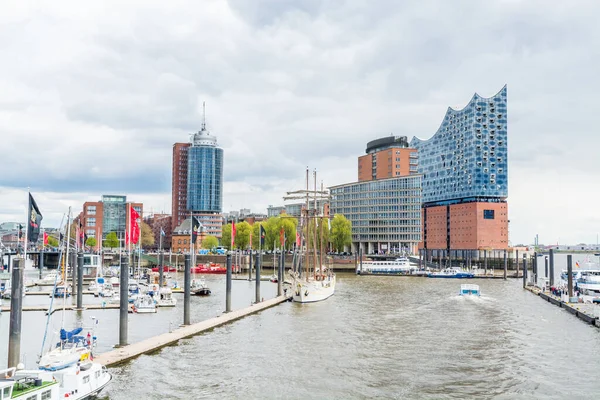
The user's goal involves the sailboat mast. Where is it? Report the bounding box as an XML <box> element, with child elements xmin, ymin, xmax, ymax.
<box><xmin>305</xmin><ymin>167</ymin><xmax>309</xmax><ymax>280</ymax></box>
<box><xmin>312</xmin><ymin>170</ymin><xmax>318</xmax><ymax>279</ymax></box>
<box><xmin>61</xmin><ymin>207</ymin><xmax>72</xmax><ymax>346</ymax></box>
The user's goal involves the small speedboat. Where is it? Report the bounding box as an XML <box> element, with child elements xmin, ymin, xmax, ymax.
<box><xmin>133</xmin><ymin>294</ymin><xmax>157</xmax><ymax>313</ymax></box>
<box><xmin>269</xmin><ymin>274</ymin><xmax>278</xmax><ymax>283</ymax></box>
<box><xmin>52</xmin><ymin>285</ymin><xmax>71</xmax><ymax>298</ymax></box>
<box><xmin>155</xmin><ymin>287</ymin><xmax>177</xmax><ymax>307</ymax></box>
<box><xmin>459</xmin><ymin>284</ymin><xmax>480</xmax><ymax>296</ymax></box>
<box><xmin>428</xmin><ymin>267</ymin><xmax>474</xmax><ymax>279</ymax></box>
<box><xmin>191</xmin><ymin>279</ymin><xmax>211</xmax><ymax>296</ymax></box>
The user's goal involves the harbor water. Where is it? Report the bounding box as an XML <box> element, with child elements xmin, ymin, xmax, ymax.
<box><xmin>101</xmin><ymin>273</ymin><xmax>600</xmax><ymax>399</ymax></box>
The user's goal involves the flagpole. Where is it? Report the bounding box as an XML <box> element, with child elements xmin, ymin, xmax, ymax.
<box><xmin>189</xmin><ymin>212</ymin><xmax>193</xmax><ymax>268</ymax></box>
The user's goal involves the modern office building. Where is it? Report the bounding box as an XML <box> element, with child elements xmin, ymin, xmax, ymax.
<box><xmin>266</xmin><ymin>205</ymin><xmax>285</xmax><ymax>218</ymax></box>
<box><xmin>410</xmin><ymin>86</ymin><xmax>508</xmax><ymax>250</ymax></box>
<box><xmin>79</xmin><ymin>195</ymin><xmax>143</xmax><ymax>246</ymax></box>
<box><xmin>330</xmin><ymin>175</ymin><xmax>422</xmax><ymax>255</ymax></box>
<box><xmin>358</xmin><ymin>136</ymin><xmax>418</xmax><ymax>181</ymax></box>
<box><xmin>171</xmin><ymin>109</ymin><xmax>224</xmax><ymax>237</ymax></box>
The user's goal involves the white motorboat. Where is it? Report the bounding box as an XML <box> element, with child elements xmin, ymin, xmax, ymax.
<box><xmin>133</xmin><ymin>294</ymin><xmax>157</xmax><ymax>313</ymax></box>
<box><xmin>575</xmin><ymin>270</ymin><xmax>600</xmax><ymax>295</ymax></box>
<box><xmin>191</xmin><ymin>279</ymin><xmax>211</xmax><ymax>296</ymax></box>
<box><xmin>459</xmin><ymin>284</ymin><xmax>481</xmax><ymax>296</ymax></box>
<box><xmin>357</xmin><ymin>257</ymin><xmax>412</xmax><ymax>275</ymax></box>
<box><xmin>99</xmin><ymin>283</ymin><xmax>114</xmax><ymax>298</ymax></box>
<box><xmin>155</xmin><ymin>287</ymin><xmax>177</xmax><ymax>307</ymax></box>
<box><xmin>40</xmin><ymin>272</ymin><xmax>58</xmax><ymax>285</ymax></box>
<box><xmin>0</xmin><ymin>367</ymin><xmax>60</xmax><ymax>399</ymax></box>
<box><xmin>428</xmin><ymin>267</ymin><xmax>474</xmax><ymax>279</ymax></box>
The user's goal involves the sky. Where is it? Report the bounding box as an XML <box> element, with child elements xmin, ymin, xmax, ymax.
<box><xmin>0</xmin><ymin>0</ymin><xmax>599</xmax><ymax>245</ymax></box>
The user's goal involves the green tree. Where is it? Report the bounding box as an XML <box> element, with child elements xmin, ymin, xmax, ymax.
<box><xmin>202</xmin><ymin>235</ymin><xmax>219</xmax><ymax>249</ymax></box>
<box><xmin>104</xmin><ymin>232</ymin><xmax>119</xmax><ymax>248</ymax></box>
<box><xmin>221</xmin><ymin>224</ymin><xmax>232</xmax><ymax>250</ymax></box>
<box><xmin>306</xmin><ymin>217</ymin><xmax>330</xmax><ymax>253</ymax></box>
<box><xmin>85</xmin><ymin>237</ymin><xmax>97</xmax><ymax>248</ymax></box>
<box><xmin>262</xmin><ymin>214</ymin><xmax>298</xmax><ymax>250</ymax></box>
<box><xmin>234</xmin><ymin>221</ymin><xmax>252</xmax><ymax>249</ymax></box>
<box><xmin>140</xmin><ymin>221</ymin><xmax>154</xmax><ymax>248</ymax></box>
<box><xmin>47</xmin><ymin>236</ymin><xmax>59</xmax><ymax>247</ymax></box>
<box><xmin>251</xmin><ymin>223</ymin><xmax>261</xmax><ymax>249</ymax></box>
<box><xmin>330</xmin><ymin>214</ymin><xmax>352</xmax><ymax>252</ymax></box>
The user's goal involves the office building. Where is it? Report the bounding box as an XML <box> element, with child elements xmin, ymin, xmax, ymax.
<box><xmin>171</xmin><ymin>109</ymin><xmax>224</xmax><ymax>237</ymax></box>
<box><xmin>330</xmin><ymin>175</ymin><xmax>422</xmax><ymax>255</ymax></box>
<box><xmin>358</xmin><ymin>136</ymin><xmax>418</xmax><ymax>181</ymax></box>
<box><xmin>267</xmin><ymin>205</ymin><xmax>285</xmax><ymax>218</ymax></box>
<box><xmin>410</xmin><ymin>86</ymin><xmax>508</xmax><ymax>250</ymax></box>
<box><xmin>79</xmin><ymin>195</ymin><xmax>143</xmax><ymax>246</ymax></box>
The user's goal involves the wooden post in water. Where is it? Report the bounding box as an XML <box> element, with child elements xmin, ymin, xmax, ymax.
<box><xmin>533</xmin><ymin>253</ymin><xmax>538</xmax><ymax>286</ymax></box>
<box><xmin>119</xmin><ymin>255</ymin><xmax>129</xmax><ymax>347</ymax></box>
<box><xmin>544</xmin><ymin>256</ymin><xmax>549</xmax><ymax>282</ymax></box>
<box><xmin>549</xmin><ymin>249</ymin><xmax>555</xmax><ymax>287</ymax></box>
<box><xmin>183</xmin><ymin>254</ymin><xmax>191</xmax><ymax>325</ymax></box>
<box><xmin>359</xmin><ymin>247</ymin><xmax>363</xmax><ymax>273</ymax></box>
<box><xmin>567</xmin><ymin>255</ymin><xmax>573</xmax><ymax>298</ymax></box>
<box><xmin>278</xmin><ymin>250</ymin><xmax>283</xmax><ymax>296</ymax></box>
<box><xmin>255</xmin><ymin>253</ymin><xmax>261</xmax><ymax>303</ymax></box>
<box><xmin>76</xmin><ymin>252</ymin><xmax>83</xmax><ymax>309</ymax></box>
<box><xmin>515</xmin><ymin>250</ymin><xmax>519</xmax><ymax>278</ymax></box>
<box><xmin>484</xmin><ymin>250</ymin><xmax>488</xmax><ymax>276</ymax></box>
<box><xmin>249</xmin><ymin>251</ymin><xmax>253</xmax><ymax>281</ymax></box>
<box><xmin>522</xmin><ymin>256</ymin><xmax>527</xmax><ymax>288</ymax></box>
<box><xmin>38</xmin><ymin>250</ymin><xmax>43</xmax><ymax>280</ymax></box>
<box><xmin>503</xmin><ymin>250</ymin><xmax>507</xmax><ymax>280</ymax></box>
<box><xmin>225</xmin><ymin>253</ymin><xmax>232</xmax><ymax>312</ymax></box>
<box><xmin>8</xmin><ymin>258</ymin><xmax>23</xmax><ymax>368</ymax></box>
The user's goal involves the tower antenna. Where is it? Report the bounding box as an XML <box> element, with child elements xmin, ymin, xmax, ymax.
<box><xmin>202</xmin><ymin>101</ymin><xmax>206</xmax><ymax>130</ymax></box>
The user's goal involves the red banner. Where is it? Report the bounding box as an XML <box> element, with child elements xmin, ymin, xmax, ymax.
<box><xmin>43</xmin><ymin>232</ymin><xmax>48</xmax><ymax>246</ymax></box>
<box><xmin>296</xmin><ymin>230</ymin><xmax>301</xmax><ymax>248</ymax></box>
<box><xmin>126</xmin><ymin>206</ymin><xmax>140</xmax><ymax>245</ymax></box>
<box><xmin>280</xmin><ymin>228</ymin><xmax>285</xmax><ymax>248</ymax></box>
<box><xmin>231</xmin><ymin>222</ymin><xmax>236</xmax><ymax>249</ymax></box>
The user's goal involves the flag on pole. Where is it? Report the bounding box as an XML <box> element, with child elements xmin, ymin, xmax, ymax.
<box><xmin>249</xmin><ymin>229</ymin><xmax>253</xmax><ymax>250</ymax></box>
<box><xmin>84</xmin><ymin>233</ymin><xmax>88</xmax><ymax>247</ymax></box>
<box><xmin>27</xmin><ymin>193</ymin><xmax>43</xmax><ymax>243</ymax></box>
<box><xmin>191</xmin><ymin>216</ymin><xmax>200</xmax><ymax>244</ymax></box>
<box><xmin>259</xmin><ymin>224</ymin><xmax>266</xmax><ymax>247</ymax></box>
<box><xmin>231</xmin><ymin>222</ymin><xmax>236</xmax><ymax>249</ymax></box>
<box><xmin>160</xmin><ymin>227</ymin><xmax>166</xmax><ymax>237</ymax></box>
<box><xmin>296</xmin><ymin>229</ymin><xmax>301</xmax><ymax>248</ymax></box>
<box><xmin>43</xmin><ymin>231</ymin><xmax>49</xmax><ymax>246</ymax></box>
<box><xmin>279</xmin><ymin>227</ymin><xmax>285</xmax><ymax>248</ymax></box>
<box><xmin>126</xmin><ymin>206</ymin><xmax>140</xmax><ymax>245</ymax></box>
<box><xmin>18</xmin><ymin>224</ymin><xmax>23</xmax><ymax>239</ymax></box>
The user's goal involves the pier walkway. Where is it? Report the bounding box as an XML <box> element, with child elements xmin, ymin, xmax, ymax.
<box><xmin>94</xmin><ymin>295</ymin><xmax>289</xmax><ymax>367</ymax></box>
<box><xmin>525</xmin><ymin>286</ymin><xmax>599</xmax><ymax>328</ymax></box>
<box><xmin>0</xmin><ymin>303</ymin><xmax>120</xmax><ymax>314</ymax></box>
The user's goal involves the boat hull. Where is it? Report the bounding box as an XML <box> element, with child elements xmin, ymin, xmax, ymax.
<box><xmin>193</xmin><ymin>289</ymin><xmax>211</xmax><ymax>296</ymax></box>
<box><xmin>428</xmin><ymin>274</ymin><xmax>474</xmax><ymax>279</ymax></box>
<box><xmin>292</xmin><ymin>275</ymin><xmax>336</xmax><ymax>303</ymax></box>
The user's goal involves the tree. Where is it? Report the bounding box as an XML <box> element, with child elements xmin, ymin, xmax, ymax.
<box><xmin>262</xmin><ymin>214</ymin><xmax>298</xmax><ymax>250</ymax></box>
<box><xmin>104</xmin><ymin>232</ymin><xmax>119</xmax><ymax>248</ymax></box>
<box><xmin>251</xmin><ymin>223</ymin><xmax>261</xmax><ymax>249</ymax></box>
<box><xmin>85</xmin><ymin>237</ymin><xmax>97</xmax><ymax>248</ymax></box>
<box><xmin>47</xmin><ymin>236</ymin><xmax>59</xmax><ymax>247</ymax></box>
<box><xmin>202</xmin><ymin>235</ymin><xmax>219</xmax><ymax>249</ymax></box>
<box><xmin>306</xmin><ymin>217</ymin><xmax>330</xmax><ymax>253</ymax></box>
<box><xmin>234</xmin><ymin>221</ymin><xmax>252</xmax><ymax>250</ymax></box>
<box><xmin>221</xmin><ymin>224</ymin><xmax>232</xmax><ymax>250</ymax></box>
<box><xmin>330</xmin><ymin>214</ymin><xmax>352</xmax><ymax>252</ymax></box>
<box><xmin>140</xmin><ymin>221</ymin><xmax>154</xmax><ymax>248</ymax></box>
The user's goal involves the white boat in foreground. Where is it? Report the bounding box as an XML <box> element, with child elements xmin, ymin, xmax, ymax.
<box><xmin>290</xmin><ymin>268</ymin><xmax>336</xmax><ymax>303</ymax></box>
<box><xmin>459</xmin><ymin>284</ymin><xmax>480</xmax><ymax>296</ymax></box>
<box><xmin>155</xmin><ymin>287</ymin><xmax>177</xmax><ymax>307</ymax></box>
<box><xmin>38</xmin><ymin>328</ymin><xmax>91</xmax><ymax>371</ymax></box>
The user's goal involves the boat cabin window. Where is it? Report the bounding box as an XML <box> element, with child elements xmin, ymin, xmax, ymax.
<box><xmin>3</xmin><ymin>387</ymin><xmax>11</xmax><ymax>399</ymax></box>
<box><xmin>26</xmin><ymin>394</ymin><xmax>37</xmax><ymax>400</ymax></box>
<box><xmin>42</xmin><ymin>390</ymin><xmax>53</xmax><ymax>400</ymax></box>
<box><xmin>83</xmin><ymin>376</ymin><xmax>90</xmax><ymax>384</ymax></box>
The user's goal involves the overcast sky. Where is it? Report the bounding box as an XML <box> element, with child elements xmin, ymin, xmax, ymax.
<box><xmin>0</xmin><ymin>0</ymin><xmax>598</xmax><ymax>245</ymax></box>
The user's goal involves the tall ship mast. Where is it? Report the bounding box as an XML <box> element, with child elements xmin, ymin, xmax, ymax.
<box><xmin>284</xmin><ymin>167</ymin><xmax>335</xmax><ymax>303</ymax></box>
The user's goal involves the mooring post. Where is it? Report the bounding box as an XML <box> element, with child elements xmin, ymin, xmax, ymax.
<box><xmin>544</xmin><ymin>256</ymin><xmax>549</xmax><ymax>281</ymax></box>
<box><xmin>355</xmin><ymin>251</ymin><xmax>359</xmax><ymax>272</ymax></box>
<box><xmin>503</xmin><ymin>250</ymin><xmax>507</xmax><ymax>280</ymax></box>
<box><xmin>249</xmin><ymin>251</ymin><xmax>253</xmax><ymax>281</ymax></box>
<box><xmin>533</xmin><ymin>252</ymin><xmax>538</xmax><ymax>286</ymax></box>
<box><xmin>159</xmin><ymin>251</ymin><xmax>164</xmax><ymax>289</ymax></box>
<box><xmin>38</xmin><ymin>250</ymin><xmax>43</xmax><ymax>280</ymax></box>
<box><xmin>255</xmin><ymin>253</ymin><xmax>260</xmax><ymax>303</ymax></box>
<box><xmin>8</xmin><ymin>258</ymin><xmax>23</xmax><ymax>368</ymax></box>
<box><xmin>70</xmin><ymin>252</ymin><xmax>77</xmax><ymax>297</ymax></box>
<box><xmin>226</xmin><ymin>253</ymin><xmax>232</xmax><ymax>312</ymax></box>
<box><xmin>549</xmin><ymin>249</ymin><xmax>554</xmax><ymax>287</ymax></box>
<box><xmin>567</xmin><ymin>255</ymin><xmax>573</xmax><ymax>298</ymax></box>
<box><xmin>484</xmin><ymin>250</ymin><xmax>488</xmax><ymax>276</ymax></box>
<box><xmin>119</xmin><ymin>255</ymin><xmax>129</xmax><ymax>347</ymax></box>
<box><xmin>522</xmin><ymin>256</ymin><xmax>527</xmax><ymax>288</ymax></box>
<box><xmin>6</xmin><ymin>253</ymin><xmax>11</xmax><ymax>273</ymax></box>
<box><xmin>76</xmin><ymin>252</ymin><xmax>83</xmax><ymax>309</ymax></box>
<box><xmin>278</xmin><ymin>250</ymin><xmax>284</xmax><ymax>296</ymax></box>
<box><xmin>359</xmin><ymin>247</ymin><xmax>363</xmax><ymax>273</ymax></box>
<box><xmin>515</xmin><ymin>250</ymin><xmax>519</xmax><ymax>277</ymax></box>
<box><xmin>184</xmin><ymin>254</ymin><xmax>191</xmax><ymax>325</ymax></box>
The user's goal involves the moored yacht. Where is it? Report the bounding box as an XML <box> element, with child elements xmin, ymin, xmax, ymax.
<box><xmin>428</xmin><ymin>267</ymin><xmax>474</xmax><ymax>279</ymax></box>
<box><xmin>358</xmin><ymin>257</ymin><xmax>412</xmax><ymax>275</ymax></box>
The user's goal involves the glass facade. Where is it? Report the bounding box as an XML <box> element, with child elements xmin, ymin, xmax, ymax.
<box><xmin>102</xmin><ymin>195</ymin><xmax>126</xmax><ymax>240</ymax></box>
<box><xmin>187</xmin><ymin>146</ymin><xmax>223</xmax><ymax>213</ymax></box>
<box><xmin>410</xmin><ymin>86</ymin><xmax>507</xmax><ymax>205</ymax></box>
<box><xmin>329</xmin><ymin>175</ymin><xmax>422</xmax><ymax>248</ymax></box>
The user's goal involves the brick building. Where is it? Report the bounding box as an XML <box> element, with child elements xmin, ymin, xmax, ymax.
<box><xmin>144</xmin><ymin>213</ymin><xmax>172</xmax><ymax>250</ymax></box>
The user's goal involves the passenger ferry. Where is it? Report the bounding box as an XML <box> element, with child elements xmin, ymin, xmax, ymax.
<box><xmin>357</xmin><ymin>257</ymin><xmax>412</xmax><ymax>276</ymax></box>
<box><xmin>428</xmin><ymin>267</ymin><xmax>475</xmax><ymax>279</ymax></box>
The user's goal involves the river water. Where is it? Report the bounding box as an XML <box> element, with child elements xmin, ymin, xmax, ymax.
<box><xmin>94</xmin><ymin>273</ymin><xmax>600</xmax><ymax>400</ymax></box>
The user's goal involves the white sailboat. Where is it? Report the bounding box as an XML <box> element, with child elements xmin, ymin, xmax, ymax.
<box><xmin>288</xmin><ymin>168</ymin><xmax>336</xmax><ymax>303</ymax></box>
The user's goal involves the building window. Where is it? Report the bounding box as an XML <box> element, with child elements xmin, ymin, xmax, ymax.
<box><xmin>483</xmin><ymin>210</ymin><xmax>495</xmax><ymax>219</ymax></box>
<box><xmin>86</xmin><ymin>218</ymin><xmax>96</xmax><ymax>227</ymax></box>
<box><xmin>86</xmin><ymin>205</ymin><xmax>96</xmax><ymax>215</ymax></box>
<box><xmin>183</xmin><ymin>239</ymin><xmax>187</xmax><ymax>245</ymax></box>
<box><xmin>178</xmin><ymin>240</ymin><xmax>182</xmax><ymax>244</ymax></box>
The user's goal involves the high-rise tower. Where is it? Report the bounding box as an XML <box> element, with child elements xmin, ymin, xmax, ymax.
<box><xmin>171</xmin><ymin>104</ymin><xmax>224</xmax><ymax>237</ymax></box>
